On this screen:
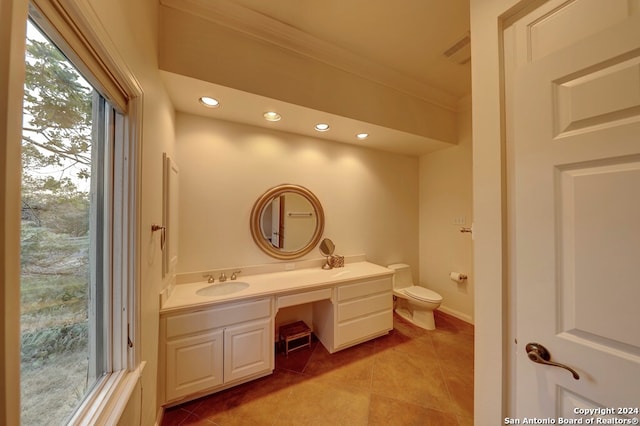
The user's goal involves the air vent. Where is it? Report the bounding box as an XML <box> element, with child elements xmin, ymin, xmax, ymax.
<box><xmin>443</xmin><ymin>32</ymin><xmax>471</xmax><ymax>65</ymax></box>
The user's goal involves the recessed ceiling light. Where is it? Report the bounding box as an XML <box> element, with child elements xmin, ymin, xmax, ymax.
<box><xmin>356</xmin><ymin>133</ymin><xmax>369</xmax><ymax>140</ymax></box>
<box><xmin>315</xmin><ymin>123</ymin><xmax>330</xmax><ymax>132</ymax></box>
<box><xmin>263</xmin><ymin>111</ymin><xmax>282</xmax><ymax>122</ymax></box>
<box><xmin>199</xmin><ymin>96</ymin><xmax>219</xmax><ymax>108</ymax></box>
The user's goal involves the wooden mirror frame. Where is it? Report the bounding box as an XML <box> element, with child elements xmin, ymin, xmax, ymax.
<box><xmin>250</xmin><ymin>184</ymin><xmax>325</xmax><ymax>260</ymax></box>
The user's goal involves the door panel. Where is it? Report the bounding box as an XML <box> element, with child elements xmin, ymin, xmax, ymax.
<box><xmin>508</xmin><ymin>1</ymin><xmax>640</xmax><ymax>418</ymax></box>
<box><xmin>557</xmin><ymin>388</ymin><xmax>623</xmax><ymax>421</ymax></box>
<box><xmin>559</xmin><ymin>160</ymin><xmax>640</xmax><ymax>350</ymax></box>
<box><xmin>509</xmin><ymin>0</ymin><xmax>639</xmax><ymax>69</ymax></box>
<box><xmin>554</xmin><ymin>55</ymin><xmax>640</xmax><ymax>137</ymax></box>
<box><xmin>224</xmin><ymin>318</ymin><xmax>273</xmax><ymax>383</ymax></box>
<box><xmin>166</xmin><ymin>330</ymin><xmax>223</xmax><ymax>401</ymax></box>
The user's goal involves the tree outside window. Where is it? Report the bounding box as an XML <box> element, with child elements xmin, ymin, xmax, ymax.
<box><xmin>21</xmin><ymin>20</ymin><xmax>104</xmax><ymax>425</ymax></box>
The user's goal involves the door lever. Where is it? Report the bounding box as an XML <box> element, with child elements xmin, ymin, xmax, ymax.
<box><xmin>525</xmin><ymin>343</ymin><xmax>580</xmax><ymax>380</ymax></box>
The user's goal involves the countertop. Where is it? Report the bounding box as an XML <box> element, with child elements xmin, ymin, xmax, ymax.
<box><xmin>160</xmin><ymin>261</ymin><xmax>393</xmax><ymax>313</ymax></box>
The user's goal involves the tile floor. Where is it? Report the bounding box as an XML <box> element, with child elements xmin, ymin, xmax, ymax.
<box><xmin>161</xmin><ymin>311</ymin><xmax>474</xmax><ymax>426</ymax></box>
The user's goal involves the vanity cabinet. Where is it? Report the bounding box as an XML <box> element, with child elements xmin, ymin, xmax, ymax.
<box><xmin>161</xmin><ymin>261</ymin><xmax>394</xmax><ymax>404</ymax></box>
<box><xmin>314</xmin><ymin>276</ymin><xmax>393</xmax><ymax>353</ymax></box>
<box><xmin>161</xmin><ymin>297</ymin><xmax>274</xmax><ymax>404</ymax></box>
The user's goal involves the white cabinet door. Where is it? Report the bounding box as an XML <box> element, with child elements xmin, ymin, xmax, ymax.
<box><xmin>166</xmin><ymin>329</ymin><xmax>223</xmax><ymax>401</ymax></box>
<box><xmin>224</xmin><ymin>318</ymin><xmax>273</xmax><ymax>383</ymax></box>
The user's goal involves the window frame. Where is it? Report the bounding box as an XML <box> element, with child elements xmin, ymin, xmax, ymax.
<box><xmin>26</xmin><ymin>0</ymin><xmax>143</xmax><ymax>423</ymax></box>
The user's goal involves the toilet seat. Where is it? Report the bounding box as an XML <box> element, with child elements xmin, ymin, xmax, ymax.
<box><xmin>405</xmin><ymin>286</ymin><xmax>442</xmax><ymax>303</ymax></box>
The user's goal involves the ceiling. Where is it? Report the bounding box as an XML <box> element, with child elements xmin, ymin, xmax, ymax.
<box><xmin>159</xmin><ymin>0</ymin><xmax>471</xmax><ymax>156</ymax></box>
<box><xmin>227</xmin><ymin>0</ymin><xmax>471</xmax><ymax>98</ymax></box>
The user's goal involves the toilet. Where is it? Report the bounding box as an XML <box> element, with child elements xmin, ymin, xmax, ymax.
<box><xmin>387</xmin><ymin>263</ymin><xmax>443</xmax><ymax>330</ymax></box>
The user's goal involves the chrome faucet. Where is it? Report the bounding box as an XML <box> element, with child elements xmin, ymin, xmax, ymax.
<box><xmin>219</xmin><ymin>272</ymin><xmax>227</xmax><ymax>282</ymax></box>
<box><xmin>231</xmin><ymin>270</ymin><xmax>242</xmax><ymax>280</ymax></box>
<box><xmin>203</xmin><ymin>274</ymin><xmax>215</xmax><ymax>283</ymax></box>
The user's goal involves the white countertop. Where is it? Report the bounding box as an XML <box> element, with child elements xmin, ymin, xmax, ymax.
<box><xmin>161</xmin><ymin>261</ymin><xmax>393</xmax><ymax>313</ymax></box>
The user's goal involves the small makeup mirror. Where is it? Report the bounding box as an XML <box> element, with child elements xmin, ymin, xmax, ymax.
<box><xmin>319</xmin><ymin>238</ymin><xmax>335</xmax><ymax>269</ymax></box>
<box><xmin>319</xmin><ymin>238</ymin><xmax>335</xmax><ymax>256</ymax></box>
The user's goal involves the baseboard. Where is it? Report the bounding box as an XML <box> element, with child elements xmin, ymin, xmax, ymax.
<box><xmin>155</xmin><ymin>406</ymin><xmax>164</xmax><ymax>426</ymax></box>
<box><xmin>438</xmin><ymin>305</ymin><xmax>474</xmax><ymax>324</ymax></box>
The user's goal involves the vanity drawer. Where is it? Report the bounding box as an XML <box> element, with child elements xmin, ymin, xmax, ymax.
<box><xmin>276</xmin><ymin>288</ymin><xmax>332</xmax><ymax>309</ymax></box>
<box><xmin>336</xmin><ymin>278</ymin><xmax>391</xmax><ymax>302</ymax></box>
<box><xmin>165</xmin><ymin>298</ymin><xmax>271</xmax><ymax>339</ymax></box>
<box><xmin>337</xmin><ymin>292</ymin><xmax>392</xmax><ymax>323</ymax></box>
<box><xmin>335</xmin><ymin>309</ymin><xmax>392</xmax><ymax>348</ymax></box>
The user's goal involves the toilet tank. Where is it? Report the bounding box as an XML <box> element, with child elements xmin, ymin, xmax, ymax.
<box><xmin>387</xmin><ymin>263</ymin><xmax>413</xmax><ymax>290</ymax></box>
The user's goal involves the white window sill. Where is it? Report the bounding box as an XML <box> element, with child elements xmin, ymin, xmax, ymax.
<box><xmin>69</xmin><ymin>361</ymin><xmax>146</xmax><ymax>426</ymax></box>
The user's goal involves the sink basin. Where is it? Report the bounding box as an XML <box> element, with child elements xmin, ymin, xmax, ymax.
<box><xmin>196</xmin><ymin>281</ymin><xmax>249</xmax><ymax>297</ymax></box>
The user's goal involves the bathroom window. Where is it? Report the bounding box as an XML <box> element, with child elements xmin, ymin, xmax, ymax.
<box><xmin>20</xmin><ymin>13</ymin><xmax>137</xmax><ymax>425</ymax></box>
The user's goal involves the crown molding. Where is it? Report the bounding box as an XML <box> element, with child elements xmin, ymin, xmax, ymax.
<box><xmin>160</xmin><ymin>0</ymin><xmax>458</xmax><ymax>111</ymax></box>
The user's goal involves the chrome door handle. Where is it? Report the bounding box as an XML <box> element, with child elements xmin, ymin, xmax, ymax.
<box><xmin>526</xmin><ymin>342</ymin><xmax>580</xmax><ymax>380</ymax></box>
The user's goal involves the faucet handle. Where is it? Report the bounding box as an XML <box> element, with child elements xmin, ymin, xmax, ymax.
<box><xmin>231</xmin><ymin>270</ymin><xmax>242</xmax><ymax>280</ymax></box>
<box><xmin>202</xmin><ymin>274</ymin><xmax>215</xmax><ymax>283</ymax></box>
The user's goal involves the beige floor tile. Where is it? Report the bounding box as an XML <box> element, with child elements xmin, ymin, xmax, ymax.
<box><xmin>160</xmin><ymin>407</ymin><xmax>193</xmax><ymax>426</ymax></box>
<box><xmin>442</xmin><ymin>366</ymin><xmax>474</xmax><ymax>418</ymax></box>
<box><xmin>374</xmin><ymin>317</ymin><xmax>442</xmax><ymax>369</ymax></box>
<box><xmin>302</xmin><ymin>342</ymin><xmax>376</xmax><ymax>391</ymax></box>
<box><xmin>191</xmin><ymin>370</ymin><xmax>301</xmax><ymax>422</ymax></box>
<box><xmin>161</xmin><ymin>312</ymin><xmax>474</xmax><ymax>426</ymax></box>
<box><xmin>434</xmin><ymin>311</ymin><xmax>474</xmax><ymax>336</ymax></box>
<box><xmin>179</xmin><ymin>416</ymin><xmax>217</xmax><ymax>425</ymax></box>
<box><xmin>431</xmin><ymin>331</ymin><xmax>474</xmax><ymax>370</ymax></box>
<box><xmin>391</xmin><ymin>315</ymin><xmax>431</xmax><ymax>338</ymax></box>
<box><xmin>368</xmin><ymin>394</ymin><xmax>460</xmax><ymax>426</ymax></box>
<box><xmin>275</xmin><ymin>340</ymin><xmax>318</xmax><ymax>373</ymax></box>
<box><xmin>278</xmin><ymin>378</ymin><xmax>370</xmax><ymax>425</ymax></box>
<box><xmin>372</xmin><ymin>347</ymin><xmax>457</xmax><ymax>414</ymax></box>
<box><xmin>457</xmin><ymin>415</ymin><xmax>474</xmax><ymax>426</ymax></box>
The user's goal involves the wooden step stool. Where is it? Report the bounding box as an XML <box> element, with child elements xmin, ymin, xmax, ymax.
<box><xmin>279</xmin><ymin>321</ymin><xmax>311</xmax><ymax>356</ymax></box>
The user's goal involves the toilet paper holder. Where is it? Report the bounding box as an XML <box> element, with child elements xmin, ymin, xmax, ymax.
<box><xmin>449</xmin><ymin>272</ymin><xmax>468</xmax><ymax>282</ymax></box>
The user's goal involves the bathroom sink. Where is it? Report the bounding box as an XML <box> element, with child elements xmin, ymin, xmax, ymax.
<box><xmin>196</xmin><ymin>281</ymin><xmax>249</xmax><ymax>297</ymax></box>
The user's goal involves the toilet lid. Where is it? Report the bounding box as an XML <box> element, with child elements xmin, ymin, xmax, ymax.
<box><xmin>405</xmin><ymin>286</ymin><xmax>442</xmax><ymax>303</ymax></box>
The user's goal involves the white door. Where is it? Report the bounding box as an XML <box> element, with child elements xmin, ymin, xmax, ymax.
<box><xmin>271</xmin><ymin>196</ymin><xmax>283</xmax><ymax>248</ymax></box>
<box><xmin>508</xmin><ymin>0</ymin><xmax>640</xmax><ymax>419</ymax></box>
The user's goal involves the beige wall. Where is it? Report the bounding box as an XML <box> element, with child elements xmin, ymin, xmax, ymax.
<box><xmin>81</xmin><ymin>0</ymin><xmax>176</xmax><ymax>424</ymax></box>
<box><xmin>175</xmin><ymin>112</ymin><xmax>420</xmax><ymax>274</ymax></box>
<box><xmin>419</xmin><ymin>98</ymin><xmax>473</xmax><ymax>323</ymax></box>
<box><xmin>0</xmin><ymin>1</ymin><xmax>476</xmax><ymax>423</ymax></box>
<box><xmin>1</xmin><ymin>0</ymin><xmax>175</xmax><ymax>423</ymax></box>
<box><xmin>159</xmin><ymin>5</ymin><xmax>458</xmax><ymax>144</ymax></box>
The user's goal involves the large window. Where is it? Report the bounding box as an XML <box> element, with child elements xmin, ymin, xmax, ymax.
<box><xmin>20</xmin><ymin>16</ymin><xmax>135</xmax><ymax>425</ymax></box>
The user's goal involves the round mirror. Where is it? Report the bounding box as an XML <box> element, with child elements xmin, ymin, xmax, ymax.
<box><xmin>250</xmin><ymin>184</ymin><xmax>325</xmax><ymax>260</ymax></box>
